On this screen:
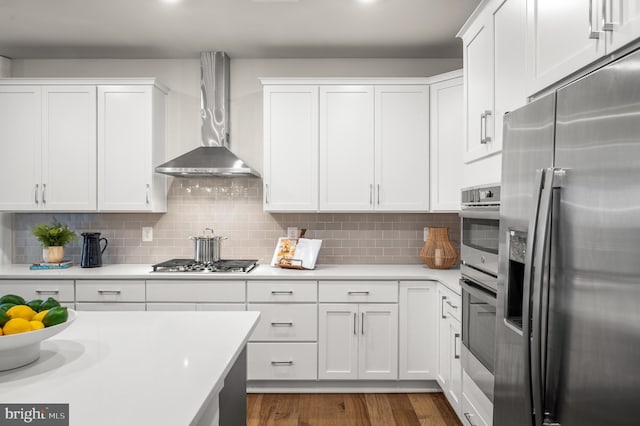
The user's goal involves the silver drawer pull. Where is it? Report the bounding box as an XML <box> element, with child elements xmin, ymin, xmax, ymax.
<box><xmin>446</xmin><ymin>301</ymin><xmax>458</xmax><ymax>309</ymax></box>
<box><xmin>36</xmin><ymin>289</ymin><xmax>59</xmax><ymax>295</ymax></box>
<box><xmin>271</xmin><ymin>290</ymin><xmax>293</xmax><ymax>295</ymax></box>
<box><xmin>271</xmin><ymin>361</ymin><xmax>294</xmax><ymax>366</ymax></box>
<box><xmin>347</xmin><ymin>291</ymin><xmax>370</xmax><ymax>295</ymax></box>
<box><xmin>464</xmin><ymin>413</ymin><xmax>478</xmax><ymax>426</ymax></box>
<box><xmin>98</xmin><ymin>290</ymin><xmax>122</xmax><ymax>295</ymax></box>
<box><xmin>271</xmin><ymin>322</ymin><xmax>293</xmax><ymax>327</ymax></box>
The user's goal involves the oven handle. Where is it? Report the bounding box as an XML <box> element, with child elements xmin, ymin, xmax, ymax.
<box><xmin>459</xmin><ymin>209</ymin><xmax>500</xmax><ymax>220</ymax></box>
<box><xmin>460</xmin><ymin>279</ymin><xmax>496</xmax><ymax>306</ymax></box>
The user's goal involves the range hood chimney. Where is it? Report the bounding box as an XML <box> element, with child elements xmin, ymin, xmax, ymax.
<box><xmin>155</xmin><ymin>52</ymin><xmax>260</xmax><ymax>177</ymax></box>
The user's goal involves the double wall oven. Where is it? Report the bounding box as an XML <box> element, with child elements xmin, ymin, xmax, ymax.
<box><xmin>460</xmin><ymin>184</ymin><xmax>500</xmax><ymax>403</ymax></box>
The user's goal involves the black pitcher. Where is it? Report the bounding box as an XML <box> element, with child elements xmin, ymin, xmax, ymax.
<box><xmin>81</xmin><ymin>232</ymin><xmax>108</xmax><ymax>268</ymax></box>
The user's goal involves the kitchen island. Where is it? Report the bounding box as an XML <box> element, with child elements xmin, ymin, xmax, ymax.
<box><xmin>0</xmin><ymin>311</ymin><xmax>260</xmax><ymax>426</ymax></box>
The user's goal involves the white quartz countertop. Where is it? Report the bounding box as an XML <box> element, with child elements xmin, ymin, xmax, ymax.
<box><xmin>0</xmin><ymin>311</ymin><xmax>260</xmax><ymax>426</ymax></box>
<box><xmin>0</xmin><ymin>264</ymin><xmax>462</xmax><ymax>295</ymax></box>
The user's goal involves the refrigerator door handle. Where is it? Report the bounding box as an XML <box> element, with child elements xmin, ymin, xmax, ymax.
<box><xmin>522</xmin><ymin>168</ymin><xmax>546</xmax><ymax>426</ymax></box>
<box><xmin>531</xmin><ymin>168</ymin><xmax>559</xmax><ymax>426</ymax></box>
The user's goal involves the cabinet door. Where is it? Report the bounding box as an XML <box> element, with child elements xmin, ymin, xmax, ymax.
<box><xmin>464</xmin><ymin>16</ymin><xmax>494</xmax><ymax>163</ymax></box>
<box><xmin>0</xmin><ymin>86</ymin><xmax>41</xmax><ymax>211</ymax></box>
<box><xmin>374</xmin><ymin>85</ymin><xmax>429</xmax><ymax>211</ymax></box>
<box><xmin>493</xmin><ymin>0</ymin><xmax>527</xmax><ymax>154</ymax></box>
<box><xmin>319</xmin><ymin>85</ymin><xmax>374</xmax><ymax>211</ymax></box>
<box><xmin>436</xmin><ymin>285</ymin><xmax>451</xmax><ymax>391</ymax></box>
<box><xmin>526</xmin><ymin>0</ymin><xmax>605</xmax><ymax>96</ymax></box>
<box><xmin>399</xmin><ymin>282</ymin><xmax>438</xmax><ymax>380</ymax></box>
<box><xmin>75</xmin><ymin>302</ymin><xmax>146</xmax><ymax>311</ymax></box>
<box><xmin>98</xmin><ymin>85</ymin><xmax>153</xmax><ymax>211</ymax></box>
<box><xmin>42</xmin><ymin>86</ymin><xmax>97</xmax><ymax>211</ymax></box>
<box><xmin>358</xmin><ymin>304</ymin><xmax>398</xmax><ymax>380</ymax></box>
<box><xmin>607</xmin><ymin>0</ymin><xmax>640</xmax><ymax>52</ymax></box>
<box><xmin>448</xmin><ymin>318</ymin><xmax>463</xmax><ymax>416</ymax></box>
<box><xmin>318</xmin><ymin>304</ymin><xmax>358</xmax><ymax>380</ymax></box>
<box><xmin>263</xmin><ymin>85</ymin><xmax>319</xmax><ymax>211</ymax></box>
<box><xmin>429</xmin><ymin>77</ymin><xmax>463</xmax><ymax>212</ymax></box>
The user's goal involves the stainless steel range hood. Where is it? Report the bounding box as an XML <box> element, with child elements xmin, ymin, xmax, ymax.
<box><xmin>155</xmin><ymin>52</ymin><xmax>260</xmax><ymax>177</ymax></box>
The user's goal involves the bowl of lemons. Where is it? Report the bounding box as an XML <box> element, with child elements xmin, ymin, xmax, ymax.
<box><xmin>0</xmin><ymin>294</ymin><xmax>77</xmax><ymax>371</ymax></box>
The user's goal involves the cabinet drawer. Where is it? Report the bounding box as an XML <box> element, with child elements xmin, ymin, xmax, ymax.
<box><xmin>462</xmin><ymin>371</ymin><xmax>493</xmax><ymax>426</ymax></box>
<box><xmin>146</xmin><ymin>280</ymin><xmax>245</xmax><ymax>303</ymax></box>
<box><xmin>319</xmin><ymin>281</ymin><xmax>397</xmax><ymax>303</ymax></box>
<box><xmin>247</xmin><ymin>342</ymin><xmax>317</xmax><ymax>380</ymax></box>
<box><xmin>76</xmin><ymin>280</ymin><xmax>145</xmax><ymax>302</ymax></box>
<box><xmin>75</xmin><ymin>302</ymin><xmax>146</xmax><ymax>311</ymax></box>
<box><xmin>444</xmin><ymin>292</ymin><xmax>461</xmax><ymax>321</ymax></box>
<box><xmin>248</xmin><ymin>304</ymin><xmax>317</xmax><ymax>342</ymax></box>
<box><xmin>247</xmin><ymin>280</ymin><xmax>317</xmax><ymax>302</ymax></box>
<box><xmin>0</xmin><ymin>280</ymin><xmax>74</xmax><ymax>302</ymax></box>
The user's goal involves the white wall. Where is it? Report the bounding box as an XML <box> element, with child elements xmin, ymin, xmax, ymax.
<box><xmin>12</xmin><ymin>57</ymin><xmax>462</xmax><ymax>174</ymax></box>
<box><xmin>0</xmin><ymin>56</ymin><xmax>13</xmax><ymax>264</ymax></box>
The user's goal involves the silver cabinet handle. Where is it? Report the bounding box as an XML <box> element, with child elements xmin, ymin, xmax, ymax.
<box><xmin>36</xmin><ymin>289</ymin><xmax>59</xmax><ymax>295</ymax></box>
<box><xmin>271</xmin><ymin>290</ymin><xmax>293</xmax><ymax>295</ymax></box>
<box><xmin>353</xmin><ymin>312</ymin><xmax>357</xmax><ymax>335</ymax></box>
<box><xmin>602</xmin><ymin>0</ymin><xmax>613</xmax><ymax>31</ymax></box>
<box><xmin>270</xmin><ymin>322</ymin><xmax>293</xmax><ymax>327</ymax></box>
<box><xmin>464</xmin><ymin>413</ymin><xmax>478</xmax><ymax>426</ymax></box>
<box><xmin>42</xmin><ymin>183</ymin><xmax>46</xmax><ymax>205</ymax></box>
<box><xmin>377</xmin><ymin>184</ymin><xmax>380</xmax><ymax>205</ymax></box>
<box><xmin>369</xmin><ymin>184</ymin><xmax>373</xmax><ymax>205</ymax></box>
<box><xmin>347</xmin><ymin>291</ymin><xmax>370</xmax><ymax>295</ymax></box>
<box><xmin>589</xmin><ymin>0</ymin><xmax>602</xmax><ymax>38</ymax></box>
<box><xmin>34</xmin><ymin>184</ymin><xmax>39</xmax><ymax>205</ymax></box>
<box><xmin>454</xmin><ymin>333</ymin><xmax>461</xmax><ymax>359</ymax></box>
<box><xmin>441</xmin><ymin>295</ymin><xmax>447</xmax><ymax>319</ymax></box>
<box><xmin>265</xmin><ymin>183</ymin><xmax>270</xmax><ymax>204</ymax></box>
<box><xmin>271</xmin><ymin>361</ymin><xmax>294</xmax><ymax>366</ymax></box>
<box><xmin>98</xmin><ymin>289</ymin><xmax>122</xmax><ymax>295</ymax></box>
<box><xmin>483</xmin><ymin>110</ymin><xmax>492</xmax><ymax>143</ymax></box>
<box><xmin>145</xmin><ymin>184</ymin><xmax>150</xmax><ymax>204</ymax></box>
<box><xmin>446</xmin><ymin>300</ymin><xmax>458</xmax><ymax>309</ymax></box>
<box><xmin>361</xmin><ymin>312</ymin><xmax>365</xmax><ymax>335</ymax></box>
<box><xmin>480</xmin><ymin>112</ymin><xmax>487</xmax><ymax>144</ymax></box>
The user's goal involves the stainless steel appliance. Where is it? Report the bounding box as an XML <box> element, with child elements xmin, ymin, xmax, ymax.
<box><xmin>460</xmin><ymin>184</ymin><xmax>500</xmax><ymax>403</ymax></box>
<box><xmin>190</xmin><ymin>228</ymin><xmax>227</xmax><ymax>264</ymax></box>
<box><xmin>494</xmin><ymin>48</ymin><xmax>640</xmax><ymax>426</ymax></box>
<box><xmin>152</xmin><ymin>259</ymin><xmax>258</xmax><ymax>273</ymax></box>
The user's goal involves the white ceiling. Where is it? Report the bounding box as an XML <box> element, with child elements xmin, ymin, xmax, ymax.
<box><xmin>0</xmin><ymin>0</ymin><xmax>480</xmax><ymax>59</ymax></box>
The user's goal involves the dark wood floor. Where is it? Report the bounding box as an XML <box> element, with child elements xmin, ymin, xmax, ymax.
<box><xmin>247</xmin><ymin>393</ymin><xmax>462</xmax><ymax>426</ymax></box>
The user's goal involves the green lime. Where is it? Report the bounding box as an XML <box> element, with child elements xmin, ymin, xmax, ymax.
<box><xmin>26</xmin><ymin>299</ymin><xmax>43</xmax><ymax>312</ymax></box>
<box><xmin>0</xmin><ymin>294</ymin><xmax>26</xmax><ymax>306</ymax></box>
<box><xmin>42</xmin><ymin>306</ymin><xmax>68</xmax><ymax>327</ymax></box>
<box><xmin>38</xmin><ymin>297</ymin><xmax>61</xmax><ymax>312</ymax></box>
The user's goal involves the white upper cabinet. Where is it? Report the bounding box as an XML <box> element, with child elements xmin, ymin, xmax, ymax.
<box><xmin>374</xmin><ymin>85</ymin><xmax>430</xmax><ymax>211</ymax></box>
<box><xmin>97</xmin><ymin>84</ymin><xmax>167</xmax><ymax>212</ymax></box>
<box><xmin>263</xmin><ymin>85</ymin><xmax>319</xmax><ymax>212</ymax></box>
<box><xmin>42</xmin><ymin>86</ymin><xmax>97</xmax><ymax>211</ymax></box>
<box><xmin>0</xmin><ymin>85</ymin><xmax>97</xmax><ymax>211</ymax></box>
<box><xmin>319</xmin><ymin>85</ymin><xmax>374</xmax><ymax>211</ymax></box>
<box><xmin>527</xmin><ymin>0</ymin><xmax>640</xmax><ymax>96</ymax></box>
<box><xmin>262</xmin><ymin>78</ymin><xmax>430</xmax><ymax>213</ymax></box>
<box><xmin>429</xmin><ymin>72</ymin><xmax>463</xmax><ymax>212</ymax></box>
<box><xmin>0</xmin><ymin>86</ymin><xmax>42</xmax><ymax>211</ymax></box>
<box><xmin>462</xmin><ymin>13</ymin><xmax>495</xmax><ymax>163</ymax></box>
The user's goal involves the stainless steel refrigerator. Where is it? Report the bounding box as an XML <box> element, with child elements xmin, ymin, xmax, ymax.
<box><xmin>494</xmin><ymin>48</ymin><xmax>640</xmax><ymax>426</ymax></box>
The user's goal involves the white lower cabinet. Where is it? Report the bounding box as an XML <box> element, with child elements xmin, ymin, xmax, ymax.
<box><xmin>75</xmin><ymin>280</ymin><xmax>145</xmax><ymax>311</ymax></box>
<box><xmin>437</xmin><ymin>283</ymin><xmax>463</xmax><ymax>416</ymax></box>
<box><xmin>75</xmin><ymin>302</ymin><xmax>146</xmax><ymax>311</ymax></box>
<box><xmin>318</xmin><ymin>303</ymin><xmax>398</xmax><ymax>380</ymax></box>
<box><xmin>462</xmin><ymin>371</ymin><xmax>493</xmax><ymax>426</ymax></box>
<box><xmin>399</xmin><ymin>281</ymin><xmax>438</xmax><ymax>380</ymax></box>
<box><xmin>248</xmin><ymin>303</ymin><xmax>317</xmax><ymax>342</ymax></box>
<box><xmin>0</xmin><ymin>280</ymin><xmax>74</xmax><ymax>303</ymax></box>
<box><xmin>247</xmin><ymin>342</ymin><xmax>318</xmax><ymax>380</ymax></box>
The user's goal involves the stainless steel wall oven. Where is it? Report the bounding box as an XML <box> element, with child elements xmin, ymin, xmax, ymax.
<box><xmin>460</xmin><ymin>184</ymin><xmax>500</xmax><ymax>403</ymax></box>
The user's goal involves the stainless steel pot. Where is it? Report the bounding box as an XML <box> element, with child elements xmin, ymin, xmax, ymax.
<box><xmin>190</xmin><ymin>228</ymin><xmax>226</xmax><ymax>264</ymax></box>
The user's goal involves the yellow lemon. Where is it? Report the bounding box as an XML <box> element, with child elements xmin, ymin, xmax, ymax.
<box><xmin>32</xmin><ymin>310</ymin><xmax>48</xmax><ymax>322</ymax></box>
<box><xmin>29</xmin><ymin>321</ymin><xmax>45</xmax><ymax>330</ymax></box>
<box><xmin>0</xmin><ymin>327</ymin><xmax>3</xmax><ymax>336</ymax></box>
<box><xmin>3</xmin><ymin>318</ymin><xmax>33</xmax><ymax>335</ymax></box>
<box><xmin>6</xmin><ymin>305</ymin><xmax>37</xmax><ymax>321</ymax></box>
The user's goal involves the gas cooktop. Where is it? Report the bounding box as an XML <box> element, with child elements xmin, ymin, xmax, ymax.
<box><xmin>151</xmin><ymin>259</ymin><xmax>258</xmax><ymax>273</ymax></box>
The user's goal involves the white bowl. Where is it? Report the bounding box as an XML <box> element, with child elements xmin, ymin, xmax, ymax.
<box><xmin>0</xmin><ymin>309</ymin><xmax>77</xmax><ymax>371</ymax></box>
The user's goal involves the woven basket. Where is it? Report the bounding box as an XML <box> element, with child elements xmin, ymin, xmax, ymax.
<box><xmin>420</xmin><ymin>227</ymin><xmax>458</xmax><ymax>269</ymax></box>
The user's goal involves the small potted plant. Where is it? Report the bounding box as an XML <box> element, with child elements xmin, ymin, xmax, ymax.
<box><xmin>32</xmin><ymin>219</ymin><xmax>78</xmax><ymax>263</ymax></box>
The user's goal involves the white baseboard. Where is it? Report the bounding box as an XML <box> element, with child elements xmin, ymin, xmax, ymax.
<box><xmin>247</xmin><ymin>379</ymin><xmax>442</xmax><ymax>393</ymax></box>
